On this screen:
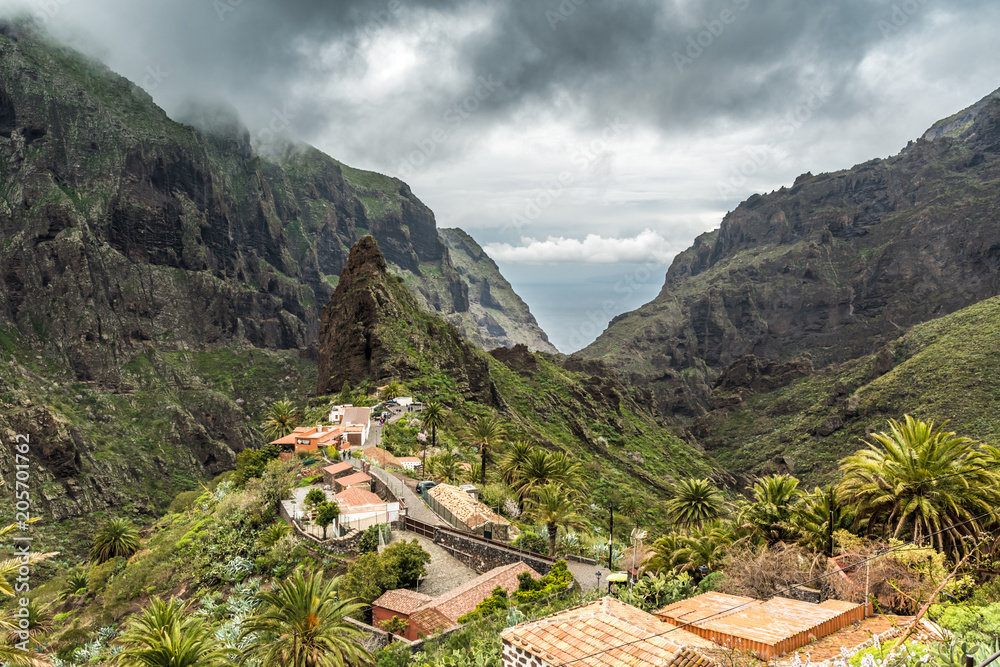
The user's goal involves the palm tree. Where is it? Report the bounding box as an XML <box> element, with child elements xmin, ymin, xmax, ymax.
<box><xmin>500</xmin><ymin>439</ymin><xmax>534</xmax><ymax>487</ymax></box>
<box><xmin>470</xmin><ymin>415</ymin><xmax>507</xmax><ymax>486</ymax></box>
<box><xmin>672</xmin><ymin>521</ymin><xmax>732</xmax><ymax>574</ymax></box>
<box><xmin>381</xmin><ymin>381</ymin><xmax>402</xmax><ymax>400</ymax></box>
<box><xmin>431</xmin><ymin>450</ymin><xmax>460</xmax><ymax>484</ymax></box>
<box><xmin>514</xmin><ymin>451</ymin><xmax>582</xmax><ymax>505</ymax></box>
<box><xmin>0</xmin><ymin>521</ymin><xmax>55</xmax><ymax>597</ymax></box>
<box><xmin>117</xmin><ymin>597</ymin><xmax>234</xmax><ymax>667</ymax></box>
<box><xmin>793</xmin><ymin>487</ymin><xmax>856</xmax><ymax>555</ymax></box>
<box><xmin>527</xmin><ymin>484</ymin><xmax>584</xmax><ymax>557</ymax></box>
<box><xmin>90</xmin><ymin>518</ymin><xmax>141</xmax><ymax>563</ymax></box>
<box><xmin>420</xmin><ymin>400</ymin><xmax>447</xmax><ymax>470</ymax></box>
<box><xmin>665</xmin><ymin>478</ymin><xmax>726</xmax><ymax>529</ymax></box>
<box><xmin>264</xmin><ymin>400</ymin><xmax>300</xmax><ymax>440</ymax></box>
<box><xmin>736</xmin><ymin>473</ymin><xmax>802</xmax><ymax>545</ymax></box>
<box><xmin>641</xmin><ymin>533</ymin><xmax>683</xmax><ymax>575</ymax></box>
<box><xmin>239</xmin><ymin>569</ymin><xmax>372</xmax><ymax>667</ymax></box>
<box><xmin>839</xmin><ymin>415</ymin><xmax>1000</xmax><ymax>555</ymax></box>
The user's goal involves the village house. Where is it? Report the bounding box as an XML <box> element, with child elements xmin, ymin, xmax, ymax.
<box><xmin>374</xmin><ymin>562</ymin><xmax>540</xmax><ymax>641</ymax></box>
<box><xmin>426</xmin><ymin>483</ymin><xmax>510</xmax><ymax>540</ymax></box>
<box><xmin>321</xmin><ymin>461</ymin><xmax>354</xmax><ymax>487</ymax></box>
<box><xmin>333</xmin><ymin>470</ymin><xmax>372</xmax><ymax>493</ymax></box>
<box><xmin>334</xmin><ymin>486</ymin><xmax>400</xmax><ymax>532</ymax></box>
<box><xmin>329</xmin><ymin>405</ymin><xmax>372</xmax><ymax>448</ymax></box>
<box><xmin>269</xmin><ymin>424</ymin><xmax>345</xmax><ymax>454</ymax></box>
<box><xmin>396</xmin><ymin>456</ymin><xmax>422</xmax><ymax>471</ymax></box>
<box><xmin>654</xmin><ymin>592</ymin><xmax>867</xmax><ymax>661</ymax></box>
<box><xmin>501</xmin><ymin>596</ymin><xmax>716</xmax><ymax>667</ymax></box>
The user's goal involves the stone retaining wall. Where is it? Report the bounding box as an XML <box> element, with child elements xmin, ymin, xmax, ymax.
<box><xmin>434</xmin><ymin>529</ymin><xmax>554</xmax><ymax>575</ymax></box>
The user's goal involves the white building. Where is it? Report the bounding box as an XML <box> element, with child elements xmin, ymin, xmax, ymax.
<box><xmin>329</xmin><ymin>404</ymin><xmax>372</xmax><ymax>447</ymax></box>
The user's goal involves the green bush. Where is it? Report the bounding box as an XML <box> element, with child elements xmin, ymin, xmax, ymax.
<box><xmin>457</xmin><ymin>585</ymin><xmax>508</xmax><ymax>623</ymax></box>
<box><xmin>358</xmin><ymin>525</ymin><xmax>381</xmax><ymax>554</ymax></box>
<box><xmin>381</xmin><ymin>539</ymin><xmax>431</xmax><ymax>588</ymax></box>
<box><xmin>512</xmin><ymin>531</ymin><xmax>548</xmax><ymax>554</ymax></box>
<box><xmin>169</xmin><ymin>490</ymin><xmax>202</xmax><ymax>514</ymax></box>
<box><xmin>234</xmin><ymin>443</ymin><xmax>281</xmax><ymax>486</ymax></box>
<box><xmin>514</xmin><ymin>561</ymin><xmax>573</xmax><ymax>604</ymax></box>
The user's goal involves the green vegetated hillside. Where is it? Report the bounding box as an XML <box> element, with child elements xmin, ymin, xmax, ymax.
<box><xmin>0</xmin><ymin>323</ymin><xmax>315</xmax><ymax>525</ymax></box>
<box><xmin>692</xmin><ymin>294</ymin><xmax>1000</xmax><ymax>482</ymax></box>
<box><xmin>316</xmin><ymin>237</ymin><xmax>712</xmax><ymax>499</ymax></box>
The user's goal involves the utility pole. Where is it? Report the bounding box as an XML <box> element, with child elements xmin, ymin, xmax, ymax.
<box><xmin>828</xmin><ymin>485</ymin><xmax>835</xmax><ymax>558</ymax></box>
<box><xmin>608</xmin><ymin>503</ymin><xmax>614</xmax><ymax>571</ymax></box>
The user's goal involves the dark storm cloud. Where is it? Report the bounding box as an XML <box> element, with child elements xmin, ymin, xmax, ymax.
<box><xmin>12</xmin><ymin>0</ymin><xmax>994</xmax><ymax>164</ymax></box>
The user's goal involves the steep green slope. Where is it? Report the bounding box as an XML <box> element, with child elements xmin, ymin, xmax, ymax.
<box><xmin>0</xmin><ymin>324</ymin><xmax>315</xmax><ymax>520</ymax></box>
<box><xmin>691</xmin><ymin>294</ymin><xmax>1000</xmax><ymax>482</ymax></box>
<box><xmin>317</xmin><ymin>237</ymin><xmax>712</xmax><ymax>497</ymax></box>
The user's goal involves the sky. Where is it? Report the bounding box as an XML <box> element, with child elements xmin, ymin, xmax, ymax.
<box><xmin>4</xmin><ymin>0</ymin><xmax>1000</xmax><ymax>351</ymax></box>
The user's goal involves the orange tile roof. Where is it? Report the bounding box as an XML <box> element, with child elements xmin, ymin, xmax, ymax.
<box><xmin>334</xmin><ymin>487</ymin><xmax>385</xmax><ymax>509</ymax></box>
<box><xmin>427</xmin><ymin>484</ymin><xmax>509</xmax><ymax>529</ymax></box>
<box><xmin>418</xmin><ymin>562</ymin><xmax>538</xmax><ymax>623</ymax></box>
<box><xmin>323</xmin><ymin>462</ymin><xmax>353</xmax><ymax>475</ymax></box>
<box><xmin>269</xmin><ymin>425</ymin><xmax>344</xmax><ymax>447</ymax></box>
<box><xmin>397</xmin><ymin>456</ymin><xmax>421</xmax><ymax>464</ymax></box>
<box><xmin>410</xmin><ymin>606</ymin><xmax>455</xmax><ymax>637</ymax></box>
<box><xmin>502</xmin><ymin>597</ymin><xmax>714</xmax><ymax>667</ymax></box>
<box><xmin>655</xmin><ymin>592</ymin><xmax>866</xmax><ymax>659</ymax></box>
<box><xmin>335</xmin><ymin>471</ymin><xmax>372</xmax><ymax>488</ymax></box>
<box><xmin>372</xmin><ymin>589</ymin><xmax>434</xmax><ymax>615</ymax></box>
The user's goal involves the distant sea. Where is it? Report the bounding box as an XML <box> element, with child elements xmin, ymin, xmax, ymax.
<box><xmin>497</xmin><ymin>262</ymin><xmax>668</xmax><ymax>353</ymax></box>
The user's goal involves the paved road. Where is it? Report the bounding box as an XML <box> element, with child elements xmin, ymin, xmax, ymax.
<box><xmin>388</xmin><ymin>470</ymin><xmax>442</xmax><ymax>526</ymax></box>
<box><xmin>388</xmin><ymin>530</ymin><xmax>478</xmax><ymax>597</ymax></box>
<box><xmin>568</xmin><ymin>560</ymin><xmax>616</xmax><ymax>593</ymax></box>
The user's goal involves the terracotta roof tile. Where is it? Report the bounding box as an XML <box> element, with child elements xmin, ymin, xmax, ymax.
<box><xmin>323</xmin><ymin>462</ymin><xmax>353</xmax><ymax>475</ymax></box>
<box><xmin>372</xmin><ymin>589</ymin><xmax>434</xmax><ymax>615</ymax></box>
<box><xmin>334</xmin><ymin>486</ymin><xmax>384</xmax><ymax>509</ymax></box>
<box><xmin>427</xmin><ymin>483</ymin><xmax>509</xmax><ymax>529</ymax></box>
<box><xmin>418</xmin><ymin>562</ymin><xmax>539</xmax><ymax>623</ymax></box>
<box><xmin>502</xmin><ymin>597</ymin><xmax>714</xmax><ymax>667</ymax></box>
<box><xmin>336</xmin><ymin>471</ymin><xmax>372</xmax><ymax>488</ymax></box>
<box><xmin>362</xmin><ymin>447</ymin><xmax>400</xmax><ymax>468</ymax></box>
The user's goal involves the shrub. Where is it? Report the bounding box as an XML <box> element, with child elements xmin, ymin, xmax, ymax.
<box><xmin>169</xmin><ymin>490</ymin><xmax>202</xmax><ymax>514</ymax></box>
<box><xmin>514</xmin><ymin>561</ymin><xmax>573</xmax><ymax>604</ymax></box>
<box><xmin>358</xmin><ymin>525</ymin><xmax>381</xmax><ymax>554</ymax></box>
<box><xmin>381</xmin><ymin>540</ymin><xmax>430</xmax><ymax>588</ymax></box>
<box><xmin>457</xmin><ymin>586</ymin><xmax>508</xmax><ymax>623</ymax></box>
<box><xmin>512</xmin><ymin>531</ymin><xmax>548</xmax><ymax>554</ymax></box>
<box><xmin>234</xmin><ymin>443</ymin><xmax>282</xmax><ymax>486</ymax></box>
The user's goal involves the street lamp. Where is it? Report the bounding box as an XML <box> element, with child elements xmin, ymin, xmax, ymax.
<box><xmin>595</xmin><ymin>571</ymin><xmax>601</xmax><ymax>595</ymax></box>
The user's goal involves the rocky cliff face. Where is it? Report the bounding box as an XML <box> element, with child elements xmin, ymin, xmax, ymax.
<box><xmin>0</xmin><ymin>24</ymin><xmax>547</xmax><ymax>380</ymax></box>
<box><xmin>0</xmin><ymin>24</ymin><xmax>548</xmax><ymax>519</ymax></box>
<box><xmin>315</xmin><ymin>236</ymin><xmax>495</xmax><ymax>401</ymax></box>
<box><xmin>578</xmin><ymin>86</ymin><xmax>1000</xmax><ymax>419</ymax></box>
<box><xmin>438</xmin><ymin>228</ymin><xmax>556</xmax><ymax>353</ymax></box>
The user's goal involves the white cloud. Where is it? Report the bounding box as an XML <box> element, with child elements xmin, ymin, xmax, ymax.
<box><xmin>483</xmin><ymin>229</ymin><xmax>678</xmax><ymax>264</ymax></box>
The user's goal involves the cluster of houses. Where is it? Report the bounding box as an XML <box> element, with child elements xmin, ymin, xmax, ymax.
<box><xmin>282</xmin><ymin>458</ymin><xmax>401</xmax><ymax>536</ymax></box>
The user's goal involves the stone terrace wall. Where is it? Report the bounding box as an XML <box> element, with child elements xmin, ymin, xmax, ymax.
<box><xmin>434</xmin><ymin>528</ymin><xmax>554</xmax><ymax>576</ymax></box>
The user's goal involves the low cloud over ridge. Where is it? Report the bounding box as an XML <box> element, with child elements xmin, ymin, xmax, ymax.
<box><xmin>483</xmin><ymin>229</ymin><xmax>677</xmax><ymax>264</ymax></box>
